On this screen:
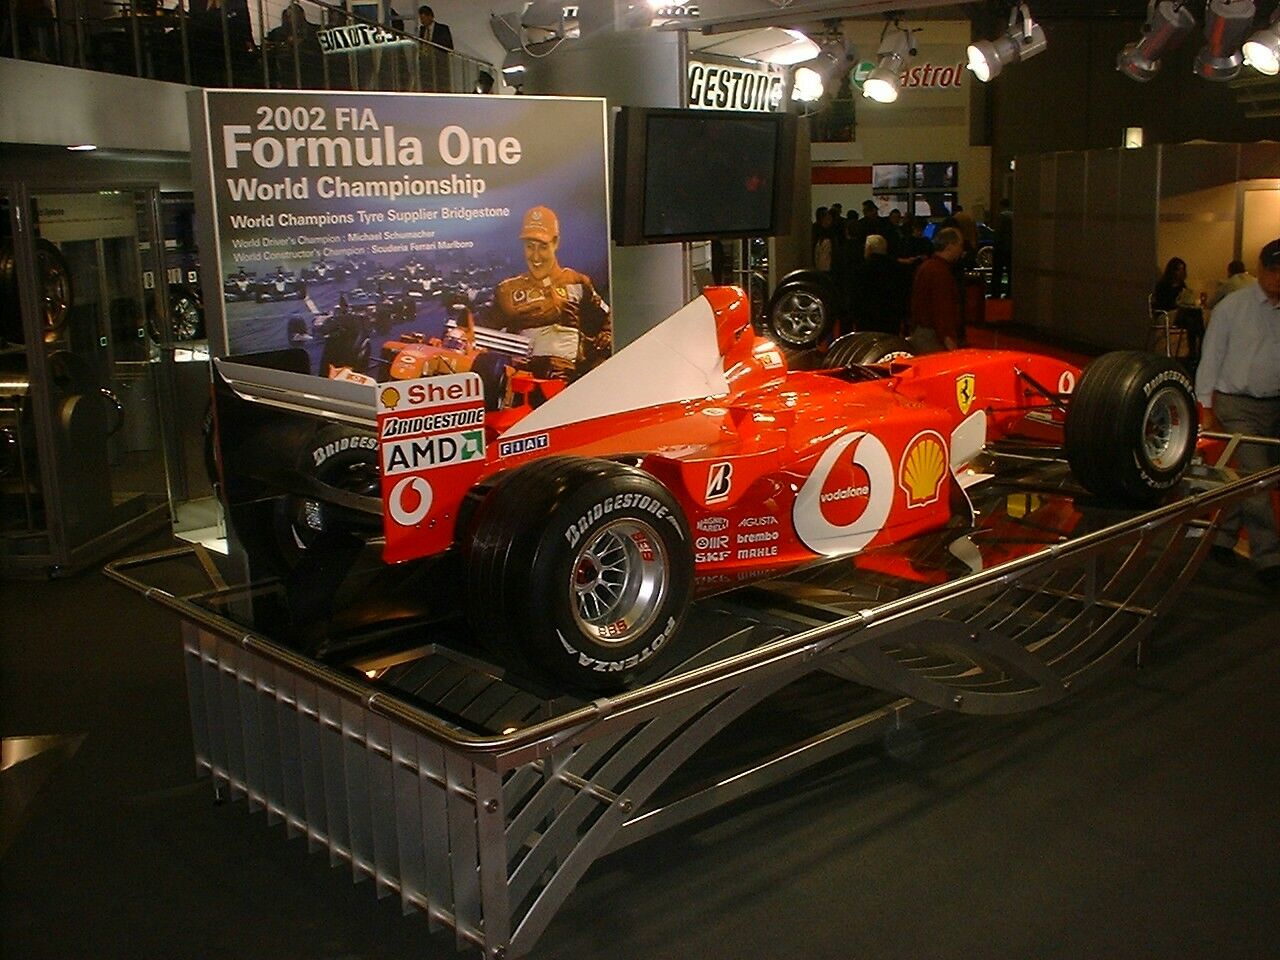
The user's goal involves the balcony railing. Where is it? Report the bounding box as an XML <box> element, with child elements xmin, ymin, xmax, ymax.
<box><xmin>2</xmin><ymin>0</ymin><xmax>494</xmax><ymax>94</ymax></box>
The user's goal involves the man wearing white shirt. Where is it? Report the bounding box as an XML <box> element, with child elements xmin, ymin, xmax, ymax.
<box><xmin>1195</xmin><ymin>237</ymin><xmax>1280</xmax><ymax>587</ymax></box>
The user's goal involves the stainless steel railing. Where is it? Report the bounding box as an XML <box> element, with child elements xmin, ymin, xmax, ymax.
<box><xmin>2</xmin><ymin>0</ymin><xmax>494</xmax><ymax>94</ymax></box>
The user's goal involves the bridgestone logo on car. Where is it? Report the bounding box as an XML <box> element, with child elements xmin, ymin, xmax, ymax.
<box><xmin>382</xmin><ymin>429</ymin><xmax>484</xmax><ymax>475</ymax></box>
<box><xmin>564</xmin><ymin>494</ymin><xmax>681</xmax><ymax>548</ymax></box>
<box><xmin>313</xmin><ymin>435</ymin><xmax>377</xmax><ymax>466</ymax></box>
<box><xmin>380</xmin><ymin>408</ymin><xmax>484</xmax><ymax>438</ymax></box>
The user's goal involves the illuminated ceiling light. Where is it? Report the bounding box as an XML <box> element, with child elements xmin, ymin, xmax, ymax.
<box><xmin>1195</xmin><ymin>0</ymin><xmax>1256</xmax><ymax>80</ymax></box>
<box><xmin>863</xmin><ymin>25</ymin><xmax>914</xmax><ymax>103</ymax></box>
<box><xmin>761</xmin><ymin>28</ymin><xmax>822</xmax><ymax>66</ymax></box>
<box><xmin>966</xmin><ymin>3</ymin><xmax>1047</xmax><ymax>82</ymax></box>
<box><xmin>67</xmin><ymin>143</ymin><xmax>97</xmax><ymax>151</ymax></box>
<box><xmin>1194</xmin><ymin>0</ymin><xmax>1256</xmax><ymax>79</ymax></box>
<box><xmin>1117</xmin><ymin>0</ymin><xmax>1197</xmax><ymax>82</ymax></box>
<box><xmin>791</xmin><ymin>37</ymin><xmax>853</xmax><ymax>103</ymax></box>
<box><xmin>1243</xmin><ymin>10</ymin><xmax>1280</xmax><ymax>74</ymax></box>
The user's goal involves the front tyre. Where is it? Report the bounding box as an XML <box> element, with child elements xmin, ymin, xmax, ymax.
<box><xmin>1064</xmin><ymin>351</ymin><xmax>1197</xmax><ymax>505</ymax></box>
<box><xmin>465</xmin><ymin>456</ymin><xmax>693</xmax><ymax>692</ymax></box>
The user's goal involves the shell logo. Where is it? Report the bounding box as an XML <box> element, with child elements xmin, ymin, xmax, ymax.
<box><xmin>898</xmin><ymin>431</ymin><xmax>948</xmax><ymax>508</ymax></box>
<box><xmin>380</xmin><ymin>386</ymin><xmax>401</xmax><ymax>410</ymax></box>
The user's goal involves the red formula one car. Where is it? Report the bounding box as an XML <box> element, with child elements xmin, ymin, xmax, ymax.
<box><xmin>373</xmin><ymin>287</ymin><xmax>1198</xmax><ymax>690</ymax></box>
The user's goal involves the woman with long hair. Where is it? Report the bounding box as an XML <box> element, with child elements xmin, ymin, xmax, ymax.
<box><xmin>1152</xmin><ymin>256</ymin><xmax>1204</xmax><ymax>360</ymax></box>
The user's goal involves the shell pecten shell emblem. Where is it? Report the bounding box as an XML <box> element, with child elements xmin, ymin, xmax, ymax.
<box><xmin>898</xmin><ymin>430</ymin><xmax>948</xmax><ymax>508</ymax></box>
<box><xmin>380</xmin><ymin>386</ymin><xmax>401</xmax><ymax>410</ymax></box>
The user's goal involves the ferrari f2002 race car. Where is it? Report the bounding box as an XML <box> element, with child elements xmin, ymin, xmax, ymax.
<box><xmin>216</xmin><ymin>287</ymin><xmax>1198</xmax><ymax>692</ymax></box>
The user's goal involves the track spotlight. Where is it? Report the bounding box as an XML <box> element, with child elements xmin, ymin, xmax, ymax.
<box><xmin>863</xmin><ymin>25</ymin><xmax>914</xmax><ymax>103</ymax></box>
<box><xmin>1243</xmin><ymin>9</ymin><xmax>1280</xmax><ymax>74</ymax></box>
<box><xmin>967</xmin><ymin>3</ymin><xmax>1047</xmax><ymax>82</ymax></box>
<box><xmin>1117</xmin><ymin>1</ymin><xmax>1197</xmax><ymax>82</ymax></box>
<box><xmin>791</xmin><ymin>37</ymin><xmax>854</xmax><ymax>103</ymax></box>
<box><xmin>1195</xmin><ymin>0</ymin><xmax>1257</xmax><ymax>79</ymax></box>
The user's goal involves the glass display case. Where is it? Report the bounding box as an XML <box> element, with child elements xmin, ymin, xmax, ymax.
<box><xmin>0</xmin><ymin>184</ymin><xmax>172</xmax><ymax>575</ymax></box>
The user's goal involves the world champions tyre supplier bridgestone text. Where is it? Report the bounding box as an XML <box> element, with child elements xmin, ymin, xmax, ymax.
<box><xmin>464</xmin><ymin>456</ymin><xmax>694</xmax><ymax>692</ymax></box>
<box><xmin>1064</xmin><ymin>351</ymin><xmax>1198</xmax><ymax>505</ymax></box>
<box><xmin>822</xmin><ymin>332</ymin><xmax>914</xmax><ymax>368</ymax></box>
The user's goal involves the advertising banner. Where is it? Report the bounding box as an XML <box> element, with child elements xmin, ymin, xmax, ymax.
<box><xmin>189</xmin><ymin>90</ymin><xmax>612</xmax><ymax>388</ymax></box>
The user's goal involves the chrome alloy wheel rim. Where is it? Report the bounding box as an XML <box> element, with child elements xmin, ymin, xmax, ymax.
<box><xmin>772</xmin><ymin>290</ymin><xmax>825</xmax><ymax>344</ymax></box>
<box><xmin>569</xmin><ymin>518</ymin><xmax>668</xmax><ymax>646</ymax></box>
<box><xmin>1142</xmin><ymin>384</ymin><xmax>1193</xmax><ymax>470</ymax></box>
<box><xmin>172</xmin><ymin>296</ymin><xmax>201</xmax><ymax>340</ymax></box>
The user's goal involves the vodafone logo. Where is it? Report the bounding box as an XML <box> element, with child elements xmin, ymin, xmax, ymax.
<box><xmin>793</xmin><ymin>432</ymin><xmax>894</xmax><ymax>557</ymax></box>
<box><xmin>388</xmin><ymin>475</ymin><xmax>432</xmax><ymax>526</ymax></box>
<box><xmin>817</xmin><ymin>450</ymin><xmax>873</xmax><ymax>527</ymax></box>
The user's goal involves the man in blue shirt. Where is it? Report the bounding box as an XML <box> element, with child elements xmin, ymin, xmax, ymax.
<box><xmin>1195</xmin><ymin>237</ymin><xmax>1280</xmax><ymax>587</ymax></box>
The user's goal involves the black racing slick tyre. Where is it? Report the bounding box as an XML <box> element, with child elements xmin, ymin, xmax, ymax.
<box><xmin>764</xmin><ymin>279</ymin><xmax>835</xmax><ymax>349</ymax></box>
<box><xmin>1064</xmin><ymin>351</ymin><xmax>1198</xmax><ymax>505</ymax></box>
<box><xmin>274</xmin><ymin>424</ymin><xmax>381</xmax><ymax>563</ymax></box>
<box><xmin>464</xmin><ymin>456</ymin><xmax>694</xmax><ymax>692</ymax></box>
<box><xmin>823</xmin><ymin>332</ymin><xmax>914</xmax><ymax>368</ymax></box>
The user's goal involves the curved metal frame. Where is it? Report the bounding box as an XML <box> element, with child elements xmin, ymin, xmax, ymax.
<box><xmin>106</xmin><ymin>440</ymin><xmax>1280</xmax><ymax>959</ymax></box>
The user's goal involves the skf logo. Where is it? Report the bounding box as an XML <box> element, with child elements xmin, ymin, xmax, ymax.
<box><xmin>696</xmin><ymin>516</ymin><xmax>729</xmax><ymax>533</ymax></box>
<box><xmin>380</xmin><ymin>386</ymin><xmax>401</xmax><ymax>410</ymax></box>
<box><xmin>899</xmin><ymin>431</ymin><xmax>947</xmax><ymax>508</ymax></box>
<box><xmin>705</xmin><ymin>462</ymin><xmax>733</xmax><ymax>504</ymax></box>
<box><xmin>955</xmin><ymin>374</ymin><xmax>976</xmax><ymax>415</ymax></box>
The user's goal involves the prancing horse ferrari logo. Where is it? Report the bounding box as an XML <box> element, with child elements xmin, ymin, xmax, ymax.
<box><xmin>956</xmin><ymin>373</ymin><xmax>976</xmax><ymax>415</ymax></box>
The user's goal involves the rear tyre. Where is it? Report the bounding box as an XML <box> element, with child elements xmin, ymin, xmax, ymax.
<box><xmin>823</xmin><ymin>332</ymin><xmax>914</xmax><ymax>368</ymax></box>
<box><xmin>465</xmin><ymin>456</ymin><xmax>693</xmax><ymax>691</ymax></box>
<box><xmin>1064</xmin><ymin>351</ymin><xmax>1197</xmax><ymax>505</ymax></box>
<box><xmin>274</xmin><ymin>424</ymin><xmax>381</xmax><ymax>565</ymax></box>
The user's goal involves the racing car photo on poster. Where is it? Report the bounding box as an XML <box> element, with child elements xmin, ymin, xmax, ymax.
<box><xmin>217</xmin><ymin>286</ymin><xmax>1200</xmax><ymax>695</ymax></box>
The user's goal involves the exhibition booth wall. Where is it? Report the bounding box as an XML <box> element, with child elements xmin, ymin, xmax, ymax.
<box><xmin>1015</xmin><ymin>141</ymin><xmax>1280</xmax><ymax>351</ymax></box>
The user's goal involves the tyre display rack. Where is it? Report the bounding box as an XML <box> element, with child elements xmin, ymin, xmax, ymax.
<box><xmin>106</xmin><ymin>436</ymin><xmax>1280</xmax><ymax>960</ymax></box>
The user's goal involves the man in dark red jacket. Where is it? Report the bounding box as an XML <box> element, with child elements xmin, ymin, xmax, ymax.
<box><xmin>908</xmin><ymin>227</ymin><xmax>964</xmax><ymax>352</ymax></box>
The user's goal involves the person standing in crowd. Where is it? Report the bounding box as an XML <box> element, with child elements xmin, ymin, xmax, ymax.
<box><xmin>908</xmin><ymin>227</ymin><xmax>964</xmax><ymax>352</ymax></box>
<box><xmin>1152</xmin><ymin>256</ymin><xmax>1205</xmax><ymax>361</ymax></box>
<box><xmin>813</xmin><ymin>207</ymin><xmax>835</xmax><ymax>272</ymax></box>
<box><xmin>855</xmin><ymin>199</ymin><xmax>886</xmax><ymax>263</ymax></box>
<box><xmin>416</xmin><ymin>4</ymin><xmax>452</xmax><ymax>91</ymax></box>
<box><xmin>991</xmin><ymin>197</ymin><xmax>1013</xmax><ymax>297</ymax></box>
<box><xmin>1194</xmin><ymin>238</ymin><xmax>1280</xmax><ymax>587</ymax></box>
<box><xmin>852</xmin><ymin>234</ymin><xmax>901</xmax><ymax>335</ymax></box>
<box><xmin>1208</xmin><ymin>259</ymin><xmax>1256</xmax><ymax>311</ymax></box>
<box><xmin>494</xmin><ymin>206</ymin><xmax>612</xmax><ymax>379</ymax></box>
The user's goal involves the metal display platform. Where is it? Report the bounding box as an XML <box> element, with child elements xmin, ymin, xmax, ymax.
<box><xmin>106</xmin><ymin>437</ymin><xmax>1280</xmax><ymax>960</ymax></box>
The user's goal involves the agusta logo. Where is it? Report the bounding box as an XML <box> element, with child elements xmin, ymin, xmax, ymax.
<box><xmin>818</xmin><ymin>449</ymin><xmax>872</xmax><ymax>527</ymax></box>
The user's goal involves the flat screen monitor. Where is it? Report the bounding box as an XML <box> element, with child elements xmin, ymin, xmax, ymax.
<box><xmin>872</xmin><ymin>163</ymin><xmax>909</xmax><ymax>190</ymax></box>
<box><xmin>916</xmin><ymin>193</ymin><xmax>958</xmax><ymax>218</ymax></box>
<box><xmin>874</xmin><ymin>194</ymin><xmax>910</xmax><ymax>217</ymax></box>
<box><xmin>613</xmin><ymin>107</ymin><xmax>797</xmax><ymax>245</ymax></box>
<box><xmin>913</xmin><ymin>161</ymin><xmax>958</xmax><ymax>189</ymax></box>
